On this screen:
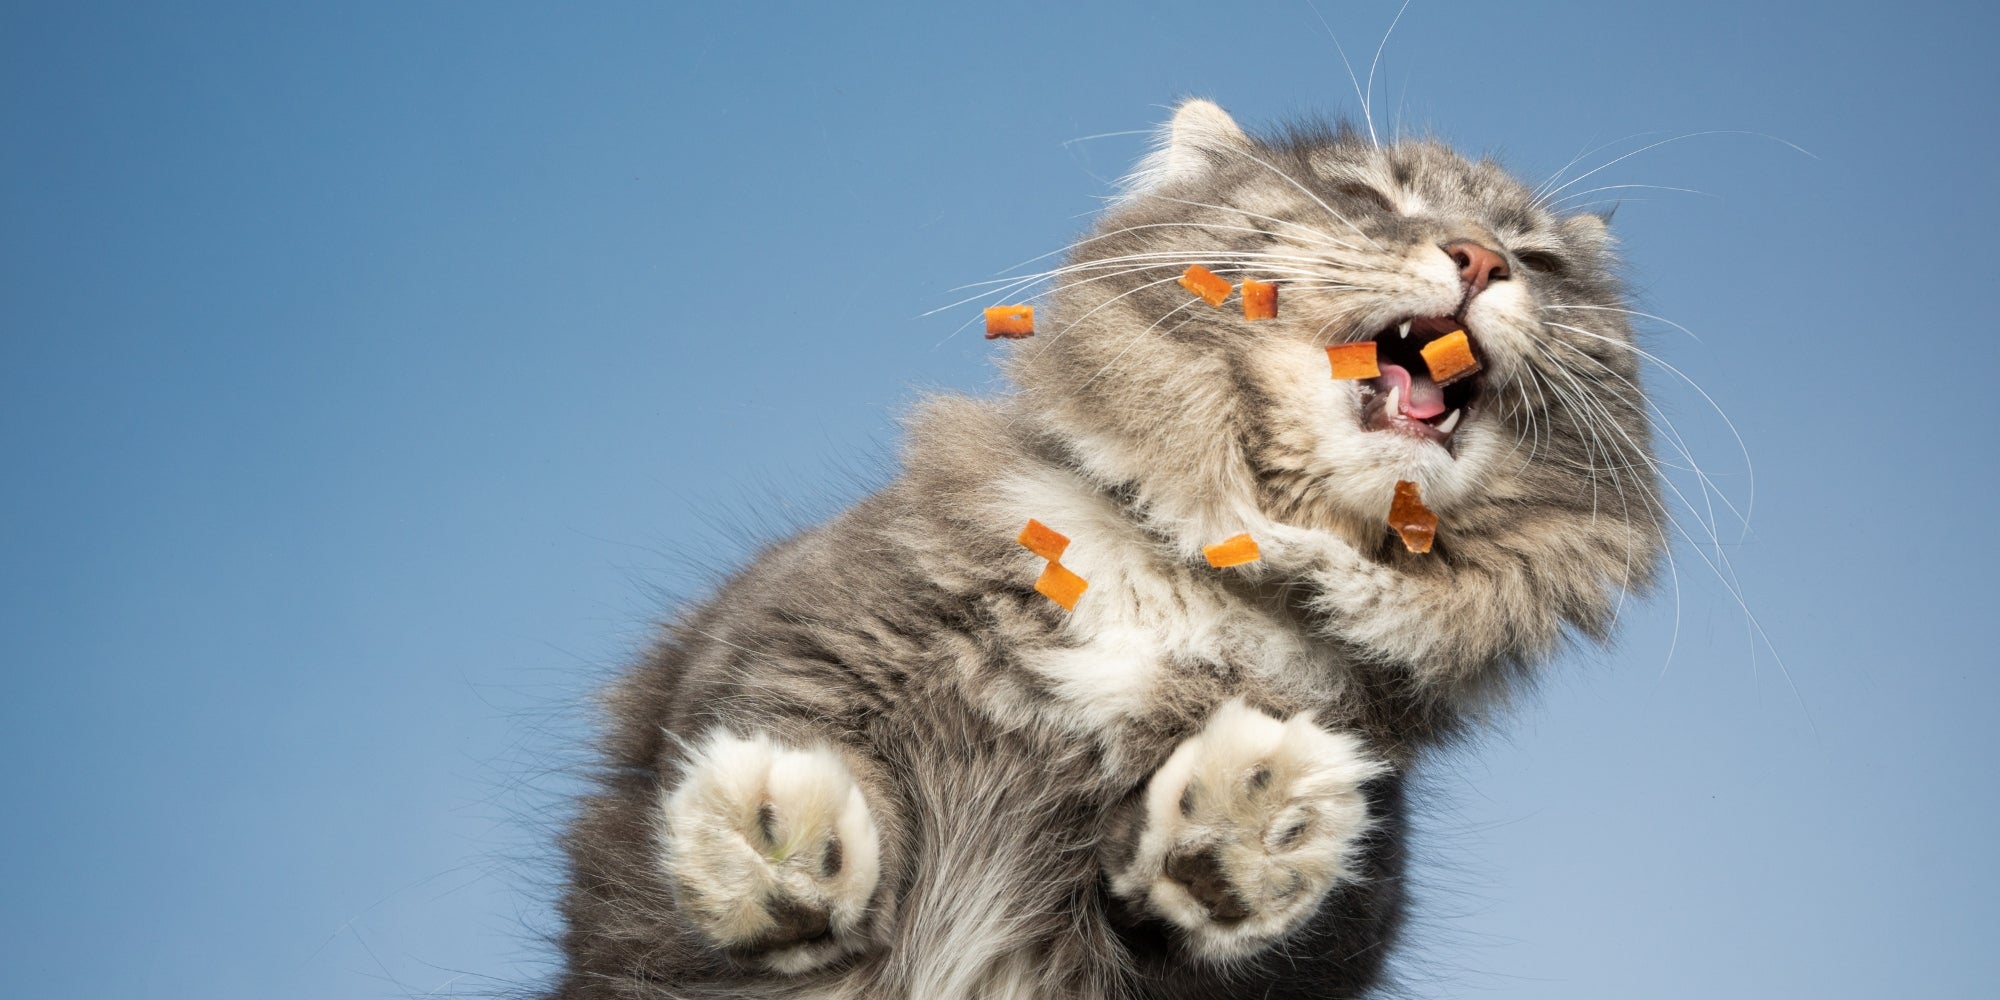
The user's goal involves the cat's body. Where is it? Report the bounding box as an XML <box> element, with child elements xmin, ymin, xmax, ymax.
<box><xmin>549</xmin><ymin>101</ymin><xmax>1665</xmax><ymax>999</ymax></box>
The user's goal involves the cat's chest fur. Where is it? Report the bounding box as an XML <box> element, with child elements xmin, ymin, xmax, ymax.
<box><xmin>974</xmin><ymin>464</ymin><xmax>1354</xmax><ymax>774</ymax></box>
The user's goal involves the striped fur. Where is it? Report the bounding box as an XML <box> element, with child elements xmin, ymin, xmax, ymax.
<box><xmin>546</xmin><ymin>100</ymin><xmax>1665</xmax><ymax>999</ymax></box>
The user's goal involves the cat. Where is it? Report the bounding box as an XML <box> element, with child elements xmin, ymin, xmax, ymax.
<box><xmin>545</xmin><ymin>98</ymin><xmax>1667</xmax><ymax>999</ymax></box>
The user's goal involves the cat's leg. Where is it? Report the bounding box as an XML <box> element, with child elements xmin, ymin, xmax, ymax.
<box><xmin>1253</xmin><ymin>519</ymin><xmax>1625</xmax><ymax>692</ymax></box>
<box><xmin>1107</xmin><ymin>699</ymin><xmax>1387</xmax><ymax>962</ymax></box>
<box><xmin>658</xmin><ymin>728</ymin><xmax>888</xmax><ymax>974</ymax></box>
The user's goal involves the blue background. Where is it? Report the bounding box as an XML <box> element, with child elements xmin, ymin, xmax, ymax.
<box><xmin>3</xmin><ymin>2</ymin><xmax>1994</xmax><ymax>997</ymax></box>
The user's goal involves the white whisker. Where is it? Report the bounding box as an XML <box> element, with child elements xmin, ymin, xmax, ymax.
<box><xmin>1533</xmin><ymin>129</ymin><xmax>1669</xmax><ymax>203</ymax></box>
<box><xmin>1547</xmin><ymin>183</ymin><xmax>1716</xmax><ymax>208</ymax></box>
<box><xmin>1543</xmin><ymin>303</ymin><xmax>1706</xmax><ymax>346</ymax></box>
<box><xmin>1546</xmin><ymin>321</ymin><xmax>1756</xmax><ymax>535</ymax></box>
<box><xmin>1212</xmin><ymin>145</ymin><xmax>1383</xmax><ymax>249</ymax></box>
<box><xmin>1362</xmin><ymin>0</ymin><xmax>1414</xmax><ymax>149</ymax></box>
<box><xmin>1144</xmin><ymin>193</ymin><xmax>1362</xmax><ymax>253</ymax></box>
<box><xmin>988</xmin><ymin>221</ymin><xmax>1346</xmax><ymax>279</ymax></box>
<box><xmin>1303</xmin><ymin>0</ymin><xmax>1372</xmax><ymax>135</ymax></box>
<box><xmin>1537</xmin><ymin>130</ymin><xmax>1817</xmax><ymax>207</ymax></box>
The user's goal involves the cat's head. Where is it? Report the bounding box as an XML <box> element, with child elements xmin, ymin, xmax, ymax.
<box><xmin>1008</xmin><ymin>99</ymin><xmax>1665</xmax><ymax>632</ymax></box>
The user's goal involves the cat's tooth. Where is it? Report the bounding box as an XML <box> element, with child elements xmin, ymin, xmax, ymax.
<box><xmin>1398</xmin><ymin>320</ymin><xmax>1412</xmax><ymax>338</ymax></box>
<box><xmin>1385</xmin><ymin>385</ymin><xmax>1401</xmax><ymax>416</ymax></box>
<box><xmin>1437</xmin><ymin>408</ymin><xmax>1461</xmax><ymax>434</ymax></box>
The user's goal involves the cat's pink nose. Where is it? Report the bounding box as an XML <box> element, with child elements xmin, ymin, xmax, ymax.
<box><xmin>1443</xmin><ymin>240</ymin><xmax>1510</xmax><ymax>296</ymax></box>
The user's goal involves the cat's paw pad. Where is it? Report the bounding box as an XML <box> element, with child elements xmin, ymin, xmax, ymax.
<box><xmin>658</xmin><ymin>731</ymin><xmax>881</xmax><ymax>973</ymax></box>
<box><xmin>1111</xmin><ymin>699</ymin><xmax>1386</xmax><ymax>961</ymax></box>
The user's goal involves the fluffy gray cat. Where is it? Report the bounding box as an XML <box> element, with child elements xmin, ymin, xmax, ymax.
<box><xmin>547</xmin><ymin>99</ymin><xmax>1666</xmax><ymax>999</ymax></box>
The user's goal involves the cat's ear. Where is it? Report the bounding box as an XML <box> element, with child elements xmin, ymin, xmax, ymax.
<box><xmin>1117</xmin><ymin>98</ymin><xmax>1251</xmax><ymax>199</ymax></box>
<box><xmin>1560</xmin><ymin>210</ymin><xmax>1613</xmax><ymax>250</ymax></box>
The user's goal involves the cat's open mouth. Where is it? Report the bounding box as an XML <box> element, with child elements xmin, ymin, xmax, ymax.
<box><xmin>1356</xmin><ymin>315</ymin><xmax>1483</xmax><ymax>448</ymax></box>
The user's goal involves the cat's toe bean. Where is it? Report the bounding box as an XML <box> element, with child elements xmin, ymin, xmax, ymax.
<box><xmin>1162</xmin><ymin>846</ymin><xmax>1252</xmax><ymax>924</ymax></box>
<box><xmin>658</xmin><ymin>730</ymin><xmax>882</xmax><ymax>973</ymax></box>
<box><xmin>1113</xmin><ymin>699</ymin><xmax>1387</xmax><ymax>961</ymax></box>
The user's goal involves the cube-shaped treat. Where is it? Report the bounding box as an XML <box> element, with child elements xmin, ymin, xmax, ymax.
<box><xmin>1326</xmin><ymin>342</ymin><xmax>1381</xmax><ymax>380</ymax></box>
<box><xmin>1202</xmin><ymin>533</ymin><xmax>1262</xmax><ymax>568</ymax></box>
<box><xmin>1387</xmin><ymin>480</ymin><xmax>1439</xmax><ymax>554</ymax></box>
<box><xmin>1035</xmin><ymin>561</ymin><xmax>1088</xmax><ymax>610</ymax></box>
<box><xmin>1179</xmin><ymin>265</ymin><xmax>1232</xmax><ymax>307</ymax></box>
<box><xmin>1420</xmin><ymin>330</ymin><xmax>1480</xmax><ymax>386</ymax></box>
<box><xmin>1016</xmin><ymin>518</ymin><xmax>1070</xmax><ymax>562</ymax></box>
<box><xmin>984</xmin><ymin>305</ymin><xmax>1035</xmax><ymax>339</ymax></box>
<box><xmin>1241</xmin><ymin>279</ymin><xmax>1278</xmax><ymax>320</ymax></box>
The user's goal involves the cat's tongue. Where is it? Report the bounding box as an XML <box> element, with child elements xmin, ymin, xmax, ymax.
<box><xmin>1377</xmin><ymin>363</ymin><xmax>1447</xmax><ymax>419</ymax></box>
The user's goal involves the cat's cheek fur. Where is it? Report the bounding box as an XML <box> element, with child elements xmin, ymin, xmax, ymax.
<box><xmin>1109</xmin><ymin>700</ymin><xmax>1387</xmax><ymax>961</ymax></box>
<box><xmin>657</xmin><ymin>731</ymin><xmax>884</xmax><ymax>973</ymax></box>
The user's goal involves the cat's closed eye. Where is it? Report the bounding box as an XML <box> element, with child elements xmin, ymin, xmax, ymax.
<box><xmin>1514</xmin><ymin>249</ymin><xmax>1564</xmax><ymax>274</ymax></box>
<box><xmin>1333</xmin><ymin>182</ymin><xmax>1394</xmax><ymax>211</ymax></box>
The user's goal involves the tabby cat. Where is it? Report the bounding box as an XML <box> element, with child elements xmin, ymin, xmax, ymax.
<box><xmin>548</xmin><ymin>99</ymin><xmax>1665</xmax><ymax>999</ymax></box>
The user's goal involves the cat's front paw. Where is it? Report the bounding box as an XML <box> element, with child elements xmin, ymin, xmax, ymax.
<box><xmin>658</xmin><ymin>730</ymin><xmax>882</xmax><ymax>973</ymax></box>
<box><xmin>1111</xmin><ymin>700</ymin><xmax>1386</xmax><ymax>961</ymax></box>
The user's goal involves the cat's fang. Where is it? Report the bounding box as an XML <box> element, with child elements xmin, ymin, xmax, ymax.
<box><xmin>1364</xmin><ymin>316</ymin><xmax>1485</xmax><ymax>441</ymax></box>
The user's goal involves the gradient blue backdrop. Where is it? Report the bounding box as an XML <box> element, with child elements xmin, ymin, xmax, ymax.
<box><xmin>4</xmin><ymin>2</ymin><xmax>1994</xmax><ymax>997</ymax></box>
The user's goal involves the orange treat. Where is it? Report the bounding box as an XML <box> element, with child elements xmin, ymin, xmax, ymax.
<box><xmin>1035</xmin><ymin>561</ymin><xmax>1089</xmax><ymax>610</ymax></box>
<box><xmin>1420</xmin><ymin>329</ymin><xmax>1480</xmax><ymax>387</ymax></box>
<box><xmin>1179</xmin><ymin>264</ymin><xmax>1232</xmax><ymax>307</ymax></box>
<box><xmin>984</xmin><ymin>305</ymin><xmax>1035</xmax><ymax>339</ymax></box>
<box><xmin>1241</xmin><ymin>279</ymin><xmax>1278</xmax><ymax>320</ymax></box>
<box><xmin>1326</xmin><ymin>342</ymin><xmax>1381</xmax><ymax>380</ymax></box>
<box><xmin>1203</xmin><ymin>533</ymin><xmax>1262</xmax><ymax>568</ymax></box>
<box><xmin>1016</xmin><ymin>518</ymin><xmax>1070</xmax><ymax>562</ymax></box>
<box><xmin>1387</xmin><ymin>480</ymin><xmax>1439</xmax><ymax>554</ymax></box>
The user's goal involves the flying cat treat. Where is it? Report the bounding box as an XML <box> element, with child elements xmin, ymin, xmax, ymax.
<box><xmin>1387</xmin><ymin>480</ymin><xmax>1439</xmax><ymax>554</ymax></box>
<box><xmin>1034</xmin><ymin>560</ymin><xmax>1089</xmax><ymax>611</ymax></box>
<box><xmin>1179</xmin><ymin>264</ymin><xmax>1232</xmax><ymax>307</ymax></box>
<box><xmin>1018</xmin><ymin>518</ymin><xmax>1087</xmax><ymax>609</ymax></box>
<box><xmin>1016</xmin><ymin>518</ymin><xmax>1070</xmax><ymax>562</ymax></box>
<box><xmin>1326</xmin><ymin>342</ymin><xmax>1381</xmax><ymax>380</ymax></box>
<box><xmin>1241</xmin><ymin>279</ymin><xmax>1278</xmax><ymax>320</ymax></box>
<box><xmin>1202</xmin><ymin>533</ymin><xmax>1261</xmax><ymax>568</ymax></box>
<box><xmin>984</xmin><ymin>305</ymin><xmax>1035</xmax><ymax>339</ymax></box>
<box><xmin>1419</xmin><ymin>329</ymin><xmax>1479</xmax><ymax>387</ymax></box>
